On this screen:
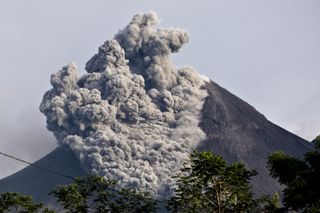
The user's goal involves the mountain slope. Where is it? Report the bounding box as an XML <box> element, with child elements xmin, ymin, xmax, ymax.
<box><xmin>0</xmin><ymin>81</ymin><xmax>312</xmax><ymax>203</ymax></box>
<box><xmin>198</xmin><ymin>81</ymin><xmax>312</xmax><ymax>194</ymax></box>
<box><xmin>0</xmin><ymin>147</ymin><xmax>85</xmax><ymax>203</ymax></box>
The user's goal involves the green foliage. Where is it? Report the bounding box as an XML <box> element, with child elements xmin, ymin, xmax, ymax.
<box><xmin>7</xmin><ymin>145</ymin><xmax>320</xmax><ymax>213</ymax></box>
<box><xmin>254</xmin><ymin>192</ymin><xmax>284</xmax><ymax>213</ymax></box>
<box><xmin>168</xmin><ymin>151</ymin><xmax>257</xmax><ymax>213</ymax></box>
<box><xmin>267</xmin><ymin>136</ymin><xmax>320</xmax><ymax>212</ymax></box>
<box><xmin>50</xmin><ymin>174</ymin><xmax>157</xmax><ymax>213</ymax></box>
<box><xmin>0</xmin><ymin>192</ymin><xmax>53</xmax><ymax>213</ymax></box>
<box><xmin>111</xmin><ymin>188</ymin><xmax>157</xmax><ymax>213</ymax></box>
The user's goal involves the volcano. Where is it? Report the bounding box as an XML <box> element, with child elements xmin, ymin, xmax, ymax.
<box><xmin>0</xmin><ymin>80</ymin><xmax>312</xmax><ymax>203</ymax></box>
<box><xmin>0</xmin><ymin>11</ymin><xmax>313</xmax><ymax>204</ymax></box>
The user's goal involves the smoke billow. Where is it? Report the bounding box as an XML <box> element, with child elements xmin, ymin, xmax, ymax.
<box><xmin>40</xmin><ymin>11</ymin><xmax>208</xmax><ymax>197</ymax></box>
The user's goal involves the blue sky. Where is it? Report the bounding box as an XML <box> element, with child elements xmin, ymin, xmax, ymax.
<box><xmin>0</xmin><ymin>0</ymin><xmax>319</xmax><ymax>178</ymax></box>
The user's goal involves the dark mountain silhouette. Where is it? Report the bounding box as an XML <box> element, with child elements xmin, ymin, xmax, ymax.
<box><xmin>0</xmin><ymin>81</ymin><xmax>313</xmax><ymax>203</ymax></box>
<box><xmin>198</xmin><ymin>81</ymin><xmax>312</xmax><ymax>195</ymax></box>
<box><xmin>0</xmin><ymin>147</ymin><xmax>85</xmax><ymax>203</ymax></box>
<box><xmin>311</xmin><ymin>137</ymin><xmax>318</xmax><ymax>146</ymax></box>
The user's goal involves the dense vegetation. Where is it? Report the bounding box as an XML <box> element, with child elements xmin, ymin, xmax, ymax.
<box><xmin>267</xmin><ymin>136</ymin><xmax>320</xmax><ymax>212</ymax></box>
<box><xmin>1</xmin><ymin>137</ymin><xmax>319</xmax><ymax>212</ymax></box>
<box><xmin>167</xmin><ymin>151</ymin><xmax>257</xmax><ymax>212</ymax></box>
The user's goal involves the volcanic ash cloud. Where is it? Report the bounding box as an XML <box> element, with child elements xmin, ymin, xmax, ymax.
<box><xmin>40</xmin><ymin>11</ymin><xmax>209</xmax><ymax>197</ymax></box>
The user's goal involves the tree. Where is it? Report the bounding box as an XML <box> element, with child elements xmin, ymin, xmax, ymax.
<box><xmin>0</xmin><ymin>192</ymin><xmax>54</xmax><ymax>213</ymax></box>
<box><xmin>254</xmin><ymin>192</ymin><xmax>284</xmax><ymax>213</ymax></box>
<box><xmin>267</xmin><ymin>136</ymin><xmax>320</xmax><ymax>212</ymax></box>
<box><xmin>50</xmin><ymin>174</ymin><xmax>157</xmax><ymax>213</ymax></box>
<box><xmin>168</xmin><ymin>151</ymin><xmax>257</xmax><ymax>213</ymax></box>
<box><xmin>0</xmin><ymin>175</ymin><xmax>156</xmax><ymax>213</ymax></box>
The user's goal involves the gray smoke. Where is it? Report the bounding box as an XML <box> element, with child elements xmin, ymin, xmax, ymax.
<box><xmin>40</xmin><ymin>11</ymin><xmax>208</xmax><ymax>197</ymax></box>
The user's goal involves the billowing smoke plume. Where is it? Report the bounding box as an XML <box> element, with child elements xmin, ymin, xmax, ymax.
<box><xmin>40</xmin><ymin>11</ymin><xmax>208</xmax><ymax>197</ymax></box>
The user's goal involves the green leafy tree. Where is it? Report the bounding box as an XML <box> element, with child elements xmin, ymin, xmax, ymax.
<box><xmin>168</xmin><ymin>151</ymin><xmax>257</xmax><ymax>213</ymax></box>
<box><xmin>0</xmin><ymin>192</ymin><xmax>54</xmax><ymax>213</ymax></box>
<box><xmin>267</xmin><ymin>136</ymin><xmax>320</xmax><ymax>212</ymax></box>
<box><xmin>50</xmin><ymin>174</ymin><xmax>157</xmax><ymax>213</ymax></box>
<box><xmin>254</xmin><ymin>192</ymin><xmax>284</xmax><ymax>213</ymax></box>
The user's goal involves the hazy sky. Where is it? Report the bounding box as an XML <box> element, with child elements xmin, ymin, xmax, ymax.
<box><xmin>0</xmin><ymin>0</ymin><xmax>319</xmax><ymax>178</ymax></box>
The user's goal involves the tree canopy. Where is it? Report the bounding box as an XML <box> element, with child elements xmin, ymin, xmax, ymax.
<box><xmin>50</xmin><ymin>175</ymin><xmax>157</xmax><ymax>213</ymax></box>
<box><xmin>267</xmin><ymin>136</ymin><xmax>320</xmax><ymax>212</ymax></box>
<box><xmin>168</xmin><ymin>151</ymin><xmax>257</xmax><ymax>213</ymax></box>
<box><xmin>0</xmin><ymin>192</ymin><xmax>53</xmax><ymax>213</ymax></box>
<box><xmin>4</xmin><ymin>146</ymin><xmax>319</xmax><ymax>212</ymax></box>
